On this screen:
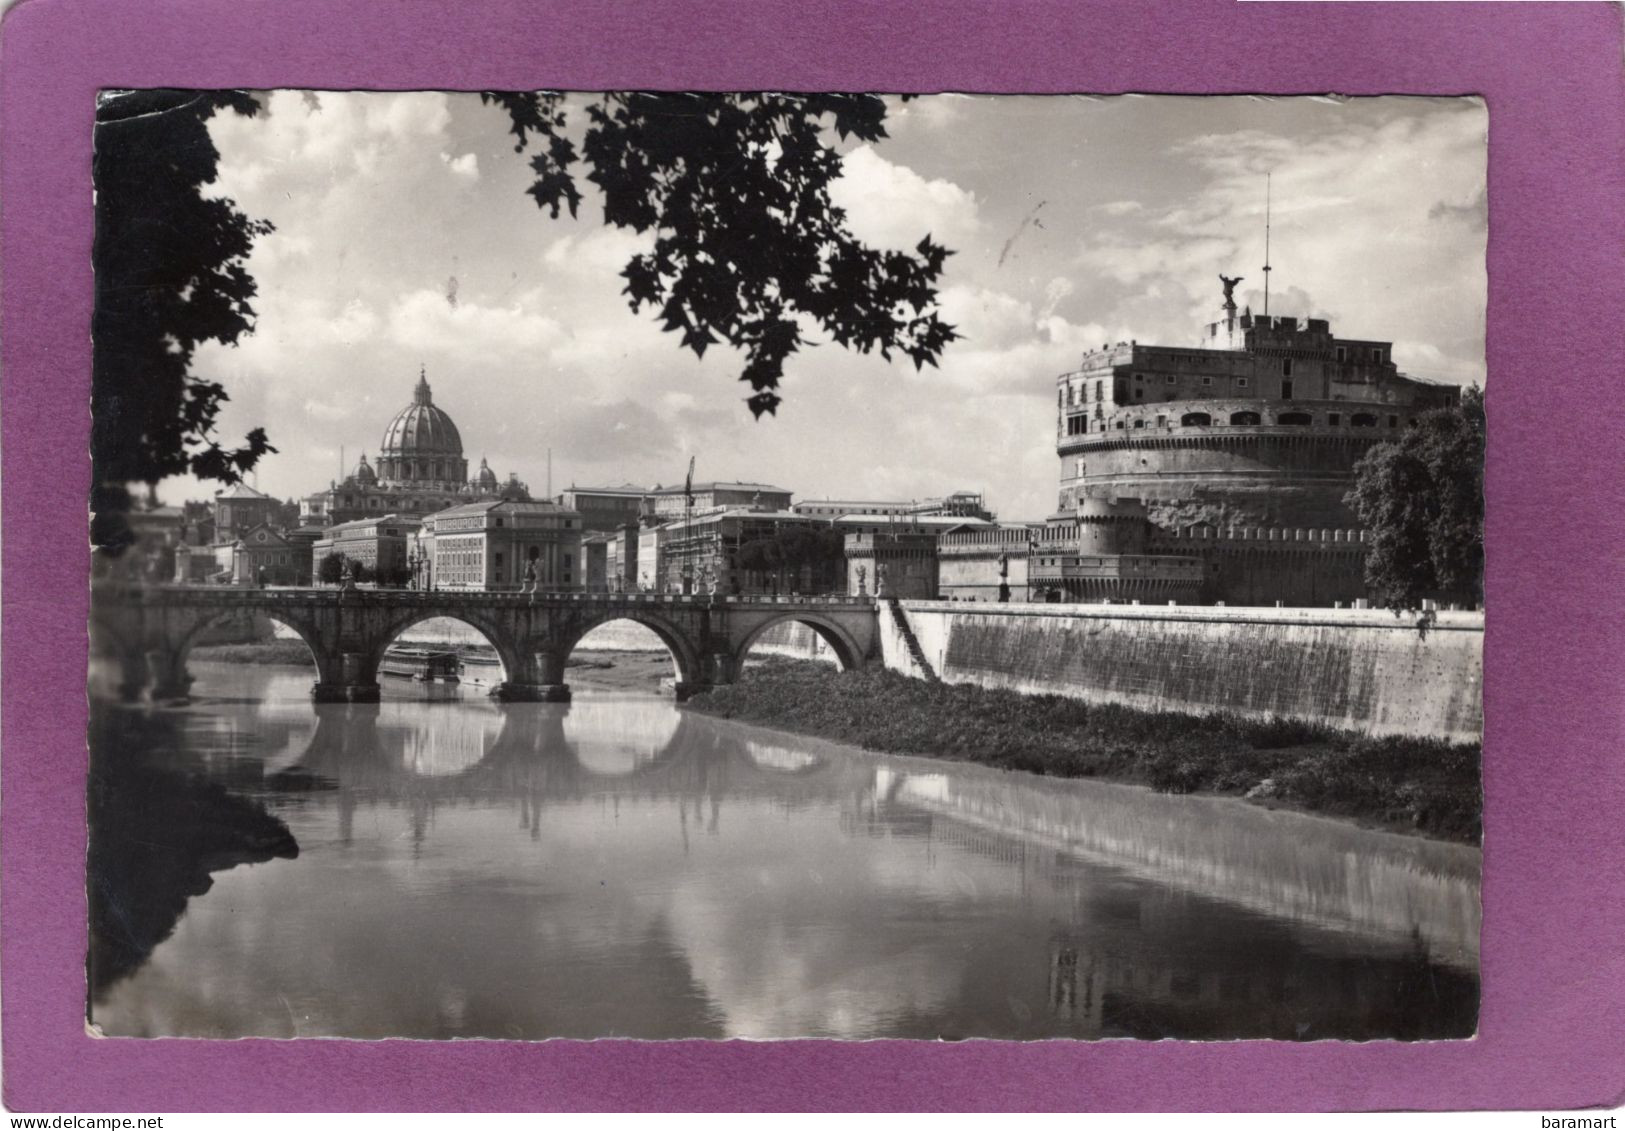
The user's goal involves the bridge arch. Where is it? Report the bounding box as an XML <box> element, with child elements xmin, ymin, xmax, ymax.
<box><xmin>89</xmin><ymin>612</ymin><xmax>149</xmax><ymax>701</ymax></box>
<box><xmin>732</xmin><ymin>611</ymin><xmax>868</xmax><ymax>676</ymax></box>
<box><xmin>365</xmin><ymin>609</ymin><xmax>527</xmax><ymax>691</ymax></box>
<box><xmin>555</xmin><ymin>610</ymin><xmax>704</xmax><ymax>690</ymax></box>
<box><xmin>163</xmin><ymin>607</ymin><xmax>335</xmax><ymax>701</ymax></box>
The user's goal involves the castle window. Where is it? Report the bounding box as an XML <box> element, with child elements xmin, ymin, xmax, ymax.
<box><xmin>1282</xmin><ymin>358</ymin><xmax>1293</xmax><ymax>377</ymax></box>
<box><xmin>1388</xmin><ymin>414</ymin><xmax>1399</xmax><ymax>428</ymax></box>
<box><xmin>1114</xmin><ymin>420</ymin><xmax>1125</xmax><ymax>430</ymax></box>
<box><xmin>1180</xmin><ymin>412</ymin><xmax>1212</xmax><ymax>427</ymax></box>
<box><xmin>1336</xmin><ymin>347</ymin><xmax>1347</xmax><ymax>363</ymax></box>
<box><xmin>1134</xmin><ymin>372</ymin><xmax>1144</xmax><ymax>381</ymax></box>
<box><xmin>1165</xmin><ymin>374</ymin><xmax>1176</xmax><ymax>384</ymax></box>
<box><xmin>1095</xmin><ymin>380</ymin><xmax>1103</xmax><ymax>401</ymax></box>
<box><xmin>1373</xmin><ymin>349</ymin><xmax>1385</xmax><ymax>363</ymax></box>
<box><xmin>1237</xmin><ymin>377</ymin><xmax>1249</xmax><ymax>388</ymax></box>
<box><xmin>1281</xmin><ymin>380</ymin><xmax>1294</xmax><ymax>400</ymax></box>
<box><xmin>1134</xmin><ymin>389</ymin><xmax>1143</xmax><ymax>399</ymax></box>
<box><xmin>1133</xmin><ymin>419</ymin><xmax>1145</xmax><ymax>428</ymax></box>
<box><xmin>1230</xmin><ymin>411</ymin><xmax>1261</xmax><ymax>425</ymax></box>
<box><xmin>1201</xmin><ymin>376</ymin><xmax>1213</xmax><ymax>386</ymax></box>
<box><xmin>1329</xmin><ymin>412</ymin><xmax>1342</xmax><ymax>425</ymax></box>
<box><xmin>1351</xmin><ymin>413</ymin><xmax>1378</xmax><ymax>427</ymax></box>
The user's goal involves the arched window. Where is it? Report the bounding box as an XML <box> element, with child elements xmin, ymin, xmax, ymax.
<box><xmin>1180</xmin><ymin>411</ymin><xmax>1212</xmax><ymax>427</ymax></box>
<box><xmin>1351</xmin><ymin>413</ymin><xmax>1378</xmax><ymax>427</ymax></box>
<box><xmin>1278</xmin><ymin>411</ymin><xmax>1313</xmax><ymax>426</ymax></box>
<box><xmin>1229</xmin><ymin>410</ymin><xmax>1261</xmax><ymax>425</ymax></box>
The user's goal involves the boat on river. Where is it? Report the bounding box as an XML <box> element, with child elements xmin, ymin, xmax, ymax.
<box><xmin>380</xmin><ymin>646</ymin><xmax>460</xmax><ymax>682</ymax></box>
<box><xmin>458</xmin><ymin>651</ymin><xmax>504</xmax><ymax>689</ymax></box>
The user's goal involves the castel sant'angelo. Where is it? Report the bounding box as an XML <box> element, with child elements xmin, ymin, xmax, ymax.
<box><xmin>1033</xmin><ymin>275</ymin><xmax>1461</xmax><ymax>607</ymax></box>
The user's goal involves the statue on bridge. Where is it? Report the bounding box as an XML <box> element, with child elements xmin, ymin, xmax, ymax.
<box><xmin>875</xmin><ymin>562</ymin><xmax>888</xmax><ymax>597</ymax></box>
<box><xmin>522</xmin><ymin>558</ymin><xmax>539</xmax><ymax>594</ymax></box>
<box><xmin>854</xmin><ymin>564</ymin><xmax>867</xmax><ymax>597</ymax></box>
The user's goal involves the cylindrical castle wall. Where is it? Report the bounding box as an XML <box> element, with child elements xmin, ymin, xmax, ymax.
<box><xmin>1074</xmin><ymin>497</ymin><xmax>1149</xmax><ymax>555</ymax></box>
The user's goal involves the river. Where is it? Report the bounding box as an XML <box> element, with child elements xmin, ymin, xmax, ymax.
<box><xmin>87</xmin><ymin>661</ymin><xmax>1479</xmax><ymax>1041</ymax></box>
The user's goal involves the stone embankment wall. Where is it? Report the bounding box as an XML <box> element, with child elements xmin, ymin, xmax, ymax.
<box><xmin>880</xmin><ymin>601</ymin><xmax>1483</xmax><ymax>743</ymax></box>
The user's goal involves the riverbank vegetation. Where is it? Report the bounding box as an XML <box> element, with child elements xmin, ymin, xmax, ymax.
<box><xmin>686</xmin><ymin>659</ymin><xmax>1481</xmax><ymax>843</ymax></box>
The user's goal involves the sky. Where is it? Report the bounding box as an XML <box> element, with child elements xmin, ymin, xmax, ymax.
<box><xmin>180</xmin><ymin>93</ymin><xmax>1486</xmax><ymax>521</ymax></box>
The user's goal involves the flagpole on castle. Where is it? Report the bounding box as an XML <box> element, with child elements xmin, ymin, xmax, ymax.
<box><xmin>1263</xmin><ymin>172</ymin><xmax>1273</xmax><ymax>318</ymax></box>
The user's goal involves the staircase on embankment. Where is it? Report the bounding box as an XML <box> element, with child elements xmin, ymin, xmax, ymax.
<box><xmin>884</xmin><ymin>596</ymin><xmax>940</xmax><ymax>683</ymax></box>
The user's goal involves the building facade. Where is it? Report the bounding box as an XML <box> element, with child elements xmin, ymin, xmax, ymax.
<box><xmin>647</xmin><ymin>507</ymin><xmax>846</xmax><ymax>595</ymax></box>
<box><xmin>301</xmin><ymin>370</ymin><xmax>531</xmax><ymax>527</ymax></box>
<box><xmin>936</xmin><ymin>524</ymin><xmax>1044</xmax><ymax>601</ymax></box>
<box><xmin>421</xmin><ymin>499</ymin><xmax>583</xmax><ymax>591</ymax></box>
<box><xmin>843</xmin><ymin>532</ymin><xmax>941</xmax><ymax>600</ymax></box>
<box><xmin>313</xmin><ymin>515</ymin><xmax>422</xmax><ymax>584</ymax></box>
<box><xmin>794</xmin><ymin>491</ymin><xmax>994</xmax><ymax>522</ymax></box>
<box><xmin>556</xmin><ymin>485</ymin><xmax>651</xmax><ymax>532</ymax></box>
<box><xmin>213</xmin><ymin>482</ymin><xmax>282</xmax><ymax>538</ymax></box>
<box><xmin>648</xmin><ymin>481</ymin><xmax>794</xmax><ymax>520</ymax></box>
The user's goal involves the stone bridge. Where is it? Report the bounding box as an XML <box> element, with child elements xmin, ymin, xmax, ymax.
<box><xmin>90</xmin><ymin>584</ymin><xmax>880</xmax><ymax>704</ymax></box>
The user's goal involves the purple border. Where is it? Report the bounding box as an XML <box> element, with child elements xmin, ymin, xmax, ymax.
<box><xmin>4</xmin><ymin>0</ymin><xmax>1623</xmax><ymax>1112</ymax></box>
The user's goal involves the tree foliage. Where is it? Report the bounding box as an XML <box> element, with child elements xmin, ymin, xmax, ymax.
<box><xmin>482</xmin><ymin>92</ymin><xmax>960</xmax><ymax>418</ymax></box>
<box><xmin>317</xmin><ymin>553</ymin><xmax>346</xmax><ymax>585</ymax></box>
<box><xmin>736</xmin><ymin>526</ymin><xmax>846</xmax><ymax>590</ymax></box>
<box><xmin>1345</xmin><ymin>387</ymin><xmax>1485</xmax><ymax>615</ymax></box>
<box><xmin>92</xmin><ymin>90</ymin><xmax>275</xmax><ymax>555</ymax></box>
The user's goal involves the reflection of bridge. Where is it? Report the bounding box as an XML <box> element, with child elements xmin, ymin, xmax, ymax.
<box><xmin>91</xmin><ymin>584</ymin><xmax>879</xmax><ymax>703</ymax></box>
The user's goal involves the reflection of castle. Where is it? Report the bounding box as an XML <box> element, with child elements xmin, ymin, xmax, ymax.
<box><xmin>300</xmin><ymin>369</ymin><xmax>530</xmax><ymax>529</ymax></box>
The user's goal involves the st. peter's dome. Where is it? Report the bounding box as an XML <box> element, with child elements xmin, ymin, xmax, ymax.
<box><xmin>381</xmin><ymin>370</ymin><xmax>463</xmax><ymax>457</ymax></box>
<box><xmin>378</xmin><ymin>369</ymin><xmax>467</xmax><ymax>485</ymax></box>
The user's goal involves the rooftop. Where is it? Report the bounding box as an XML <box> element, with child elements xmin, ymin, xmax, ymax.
<box><xmin>430</xmin><ymin>498</ymin><xmax>580</xmax><ymax>521</ymax></box>
<box><xmin>215</xmin><ymin>482</ymin><xmax>272</xmax><ymax>500</ymax></box>
<box><xmin>834</xmin><ymin>514</ymin><xmax>995</xmax><ymax>528</ymax></box>
<box><xmin>323</xmin><ymin>514</ymin><xmax>423</xmax><ymax>534</ymax></box>
<box><xmin>650</xmin><ymin>481</ymin><xmax>793</xmax><ymax>496</ymax></box>
<box><xmin>561</xmin><ymin>484</ymin><xmax>651</xmax><ymax>498</ymax></box>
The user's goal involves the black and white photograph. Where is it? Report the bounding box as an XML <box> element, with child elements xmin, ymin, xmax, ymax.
<box><xmin>87</xmin><ymin>90</ymin><xmax>1485</xmax><ymax>1042</ymax></box>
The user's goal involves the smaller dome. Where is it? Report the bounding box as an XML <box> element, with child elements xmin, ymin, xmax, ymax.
<box><xmin>475</xmin><ymin>457</ymin><xmax>497</xmax><ymax>488</ymax></box>
<box><xmin>354</xmin><ymin>453</ymin><xmax>376</xmax><ymax>485</ymax></box>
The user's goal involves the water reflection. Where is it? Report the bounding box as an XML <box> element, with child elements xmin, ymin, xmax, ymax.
<box><xmin>88</xmin><ymin>662</ymin><xmax>1478</xmax><ymax>1041</ymax></box>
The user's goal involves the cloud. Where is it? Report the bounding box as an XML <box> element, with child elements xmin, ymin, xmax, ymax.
<box><xmin>166</xmin><ymin>93</ymin><xmax>1483</xmax><ymax>527</ymax></box>
<box><xmin>440</xmin><ymin>152</ymin><xmax>479</xmax><ymax>179</ymax></box>
<box><xmin>1074</xmin><ymin>100</ymin><xmax>1486</xmax><ymax>381</ymax></box>
<box><xmin>828</xmin><ymin>145</ymin><xmax>982</xmax><ymax>251</ymax></box>
<box><xmin>884</xmin><ymin>93</ymin><xmax>970</xmax><ymax>133</ymax></box>
<box><xmin>1076</xmin><ymin>235</ymin><xmax>1238</xmax><ymax>286</ymax></box>
<box><xmin>384</xmin><ymin>289</ymin><xmax>564</xmax><ymax>359</ymax></box>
